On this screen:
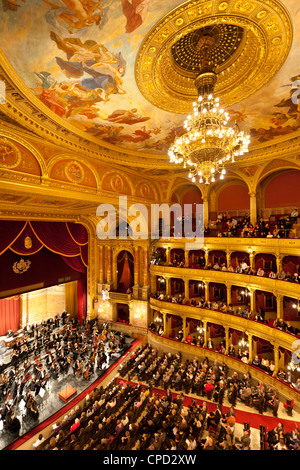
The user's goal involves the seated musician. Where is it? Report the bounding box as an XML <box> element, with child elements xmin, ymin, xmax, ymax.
<box><xmin>83</xmin><ymin>362</ymin><xmax>93</xmax><ymax>380</ymax></box>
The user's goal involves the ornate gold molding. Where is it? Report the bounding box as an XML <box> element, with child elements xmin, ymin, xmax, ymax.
<box><xmin>135</xmin><ymin>0</ymin><xmax>293</xmax><ymax>113</ymax></box>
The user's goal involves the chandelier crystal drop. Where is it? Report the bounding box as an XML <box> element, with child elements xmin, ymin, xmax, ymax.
<box><xmin>168</xmin><ymin>38</ymin><xmax>250</xmax><ymax>185</ymax></box>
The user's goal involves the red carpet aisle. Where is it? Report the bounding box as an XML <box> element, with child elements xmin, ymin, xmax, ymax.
<box><xmin>5</xmin><ymin>340</ymin><xmax>141</xmax><ymax>450</ymax></box>
<box><xmin>116</xmin><ymin>378</ymin><xmax>300</xmax><ymax>434</ymax></box>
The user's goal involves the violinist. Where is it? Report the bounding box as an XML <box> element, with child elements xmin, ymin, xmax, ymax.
<box><xmin>80</xmin><ymin>342</ymin><xmax>87</xmax><ymax>359</ymax></box>
<box><xmin>25</xmin><ymin>392</ymin><xmax>39</xmax><ymax>420</ymax></box>
<box><xmin>83</xmin><ymin>363</ymin><xmax>92</xmax><ymax>380</ymax></box>
<box><xmin>75</xmin><ymin>360</ymin><xmax>84</xmax><ymax>377</ymax></box>
<box><xmin>45</xmin><ymin>351</ymin><xmax>54</xmax><ymax>370</ymax></box>
<box><xmin>49</xmin><ymin>360</ymin><xmax>60</xmax><ymax>380</ymax></box>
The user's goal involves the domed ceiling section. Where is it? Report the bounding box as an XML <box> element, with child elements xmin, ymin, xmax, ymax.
<box><xmin>0</xmin><ymin>0</ymin><xmax>298</xmax><ymax>158</ymax></box>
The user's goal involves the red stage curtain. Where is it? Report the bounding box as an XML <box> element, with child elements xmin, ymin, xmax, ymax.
<box><xmin>66</xmin><ymin>222</ymin><xmax>88</xmax><ymax>246</ymax></box>
<box><xmin>117</xmin><ymin>251</ymin><xmax>134</xmax><ymax>292</ymax></box>
<box><xmin>0</xmin><ymin>220</ymin><xmax>88</xmax><ymax>272</ymax></box>
<box><xmin>0</xmin><ymin>220</ymin><xmax>88</xmax><ymax>261</ymax></box>
<box><xmin>0</xmin><ymin>221</ymin><xmax>27</xmax><ymax>255</ymax></box>
<box><xmin>77</xmin><ymin>279</ymin><xmax>87</xmax><ymax>325</ymax></box>
<box><xmin>0</xmin><ymin>296</ymin><xmax>20</xmax><ymax>335</ymax></box>
<box><xmin>30</xmin><ymin>222</ymin><xmax>81</xmax><ymax>257</ymax></box>
<box><xmin>62</xmin><ymin>255</ymin><xmax>87</xmax><ymax>274</ymax></box>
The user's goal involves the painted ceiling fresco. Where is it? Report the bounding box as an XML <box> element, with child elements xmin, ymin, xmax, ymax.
<box><xmin>0</xmin><ymin>0</ymin><xmax>300</xmax><ymax>155</ymax></box>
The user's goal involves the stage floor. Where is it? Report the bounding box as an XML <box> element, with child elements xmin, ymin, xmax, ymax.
<box><xmin>0</xmin><ymin>333</ymin><xmax>135</xmax><ymax>450</ymax></box>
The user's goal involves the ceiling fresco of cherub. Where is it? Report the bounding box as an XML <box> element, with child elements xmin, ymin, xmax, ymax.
<box><xmin>0</xmin><ymin>0</ymin><xmax>300</xmax><ymax>155</ymax></box>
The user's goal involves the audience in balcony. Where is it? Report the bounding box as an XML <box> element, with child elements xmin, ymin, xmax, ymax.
<box><xmin>155</xmin><ymin>254</ymin><xmax>300</xmax><ymax>287</ymax></box>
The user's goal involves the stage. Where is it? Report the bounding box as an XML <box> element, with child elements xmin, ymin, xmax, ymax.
<box><xmin>0</xmin><ymin>332</ymin><xmax>135</xmax><ymax>451</ymax></box>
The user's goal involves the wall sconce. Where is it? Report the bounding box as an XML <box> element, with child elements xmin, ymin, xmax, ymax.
<box><xmin>241</xmin><ymin>289</ymin><xmax>251</xmax><ymax>297</ymax></box>
<box><xmin>238</xmin><ymin>335</ymin><xmax>249</xmax><ymax>348</ymax></box>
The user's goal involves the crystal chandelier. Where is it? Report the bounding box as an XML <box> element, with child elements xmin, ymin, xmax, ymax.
<box><xmin>168</xmin><ymin>36</ymin><xmax>250</xmax><ymax>185</ymax></box>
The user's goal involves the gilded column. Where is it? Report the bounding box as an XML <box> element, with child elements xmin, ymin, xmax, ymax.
<box><xmin>249</xmin><ymin>288</ymin><xmax>256</xmax><ymax>315</ymax></box>
<box><xmin>225</xmin><ymin>326</ymin><xmax>230</xmax><ymax>354</ymax></box>
<box><xmin>203</xmin><ymin>196</ymin><xmax>209</xmax><ymax>227</ymax></box>
<box><xmin>203</xmin><ymin>320</ymin><xmax>208</xmax><ymax>346</ymax></box>
<box><xmin>226</xmin><ymin>283</ymin><xmax>232</xmax><ymax>305</ymax></box>
<box><xmin>249</xmin><ymin>250</ymin><xmax>255</xmax><ymax>270</ymax></box>
<box><xmin>143</xmin><ymin>247</ymin><xmax>150</xmax><ymax>287</ymax></box>
<box><xmin>204</xmin><ymin>282</ymin><xmax>209</xmax><ymax>302</ymax></box>
<box><xmin>163</xmin><ymin>312</ymin><xmax>168</xmax><ymax>336</ymax></box>
<box><xmin>276</xmin><ymin>252</ymin><xmax>283</xmax><ymax>274</ymax></box>
<box><xmin>134</xmin><ymin>245</ymin><xmax>140</xmax><ymax>286</ymax></box>
<box><xmin>106</xmin><ymin>245</ymin><xmax>112</xmax><ymax>284</ymax></box>
<box><xmin>248</xmin><ymin>332</ymin><xmax>253</xmax><ymax>363</ymax></box>
<box><xmin>184</xmin><ymin>249</ymin><xmax>189</xmax><ymax>268</ymax></box>
<box><xmin>276</xmin><ymin>293</ymin><xmax>284</xmax><ymax>319</ymax></box>
<box><xmin>99</xmin><ymin>245</ymin><xmax>104</xmax><ymax>284</ymax></box>
<box><xmin>166</xmin><ymin>277</ymin><xmax>171</xmax><ymax>296</ymax></box>
<box><xmin>166</xmin><ymin>247</ymin><xmax>170</xmax><ymax>265</ymax></box>
<box><xmin>182</xmin><ymin>316</ymin><xmax>187</xmax><ymax>341</ymax></box>
<box><xmin>184</xmin><ymin>279</ymin><xmax>189</xmax><ymax>301</ymax></box>
<box><xmin>249</xmin><ymin>192</ymin><xmax>257</xmax><ymax>226</ymax></box>
<box><xmin>273</xmin><ymin>345</ymin><xmax>279</xmax><ymax>377</ymax></box>
<box><xmin>204</xmin><ymin>247</ymin><xmax>209</xmax><ymax>266</ymax></box>
<box><xmin>226</xmin><ymin>250</ymin><xmax>232</xmax><ymax>268</ymax></box>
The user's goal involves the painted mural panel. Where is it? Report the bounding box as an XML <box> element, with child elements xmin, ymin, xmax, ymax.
<box><xmin>0</xmin><ymin>0</ymin><xmax>300</xmax><ymax>153</ymax></box>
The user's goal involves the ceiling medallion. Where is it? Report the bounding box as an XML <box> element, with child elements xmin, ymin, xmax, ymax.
<box><xmin>0</xmin><ymin>138</ymin><xmax>21</xmax><ymax>168</ymax></box>
<box><xmin>135</xmin><ymin>0</ymin><xmax>293</xmax><ymax>114</ymax></box>
<box><xmin>168</xmin><ymin>32</ymin><xmax>250</xmax><ymax>184</ymax></box>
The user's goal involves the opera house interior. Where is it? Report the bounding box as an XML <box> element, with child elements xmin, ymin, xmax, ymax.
<box><xmin>0</xmin><ymin>0</ymin><xmax>300</xmax><ymax>452</ymax></box>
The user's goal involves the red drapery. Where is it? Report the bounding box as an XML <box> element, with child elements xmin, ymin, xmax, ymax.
<box><xmin>77</xmin><ymin>279</ymin><xmax>87</xmax><ymax>325</ymax></box>
<box><xmin>0</xmin><ymin>296</ymin><xmax>20</xmax><ymax>336</ymax></box>
<box><xmin>0</xmin><ymin>221</ymin><xmax>88</xmax><ymax>268</ymax></box>
<box><xmin>117</xmin><ymin>251</ymin><xmax>134</xmax><ymax>292</ymax></box>
<box><xmin>0</xmin><ymin>220</ymin><xmax>88</xmax><ymax>328</ymax></box>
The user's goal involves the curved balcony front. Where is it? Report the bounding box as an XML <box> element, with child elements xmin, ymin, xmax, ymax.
<box><xmin>148</xmin><ymin>329</ymin><xmax>300</xmax><ymax>408</ymax></box>
<box><xmin>150</xmin><ymin>264</ymin><xmax>300</xmax><ymax>299</ymax></box>
<box><xmin>154</xmin><ymin>236</ymin><xmax>300</xmax><ymax>255</ymax></box>
<box><xmin>149</xmin><ymin>297</ymin><xmax>297</xmax><ymax>352</ymax></box>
